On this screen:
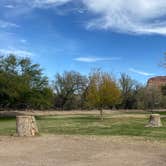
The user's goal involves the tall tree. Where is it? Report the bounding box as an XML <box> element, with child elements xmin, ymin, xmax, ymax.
<box><xmin>0</xmin><ymin>54</ymin><xmax>54</xmax><ymax>110</ymax></box>
<box><xmin>54</xmin><ymin>71</ymin><xmax>88</xmax><ymax>110</ymax></box>
<box><xmin>86</xmin><ymin>69</ymin><xmax>121</xmax><ymax>120</ymax></box>
<box><xmin>119</xmin><ymin>73</ymin><xmax>139</xmax><ymax>109</ymax></box>
<box><xmin>136</xmin><ymin>87</ymin><xmax>162</xmax><ymax>111</ymax></box>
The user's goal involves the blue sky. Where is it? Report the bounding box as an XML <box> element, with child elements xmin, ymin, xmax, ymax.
<box><xmin>0</xmin><ymin>0</ymin><xmax>166</xmax><ymax>84</ymax></box>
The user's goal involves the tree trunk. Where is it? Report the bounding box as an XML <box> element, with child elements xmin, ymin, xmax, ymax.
<box><xmin>146</xmin><ymin>114</ymin><xmax>162</xmax><ymax>127</ymax></box>
<box><xmin>16</xmin><ymin>116</ymin><xmax>39</xmax><ymax>136</ymax></box>
<box><xmin>100</xmin><ymin>109</ymin><xmax>103</xmax><ymax>120</ymax></box>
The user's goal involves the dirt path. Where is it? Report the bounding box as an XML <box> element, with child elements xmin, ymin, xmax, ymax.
<box><xmin>0</xmin><ymin>135</ymin><xmax>166</xmax><ymax>166</ymax></box>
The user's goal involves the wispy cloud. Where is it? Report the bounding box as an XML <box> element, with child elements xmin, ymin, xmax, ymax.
<box><xmin>129</xmin><ymin>68</ymin><xmax>154</xmax><ymax>76</ymax></box>
<box><xmin>83</xmin><ymin>0</ymin><xmax>166</xmax><ymax>35</ymax></box>
<box><xmin>20</xmin><ymin>39</ymin><xmax>27</xmax><ymax>44</ymax></box>
<box><xmin>74</xmin><ymin>57</ymin><xmax>121</xmax><ymax>63</ymax></box>
<box><xmin>4</xmin><ymin>0</ymin><xmax>166</xmax><ymax>35</ymax></box>
<box><xmin>0</xmin><ymin>0</ymin><xmax>74</xmax><ymax>17</ymax></box>
<box><xmin>35</xmin><ymin>0</ymin><xmax>72</xmax><ymax>6</ymax></box>
<box><xmin>0</xmin><ymin>49</ymin><xmax>34</xmax><ymax>57</ymax></box>
<box><xmin>2</xmin><ymin>0</ymin><xmax>72</xmax><ymax>8</ymax></box>
<box><xmin>4</xmin><ymin>5</ymin><xmax>15</xmax><ymax>9</ymax></box>
<box><xmin>0</xmin><ymin>20</ymin><xmax>19</xmax><ymax>28</ymax></box>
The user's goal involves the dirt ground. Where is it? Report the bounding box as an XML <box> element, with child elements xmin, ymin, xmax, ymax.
<box><xmin>0</xmin><ymin>110</ymin><xmax>156</xmax><ymax>119</ymax></box>
<box><xmin>0</xmin><ymin>135</ymin><xmax>166</xmax><ymax>166</ymax></box>
<box><xmin>1</xmin><ymin>110</ymin><xmax>166</xmax><ymax>121</ymax></box>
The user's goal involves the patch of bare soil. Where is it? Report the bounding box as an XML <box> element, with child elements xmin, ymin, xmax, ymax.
<box><xmin>0</xmin><ymin>135</ymin><xmax>165</xmax><ymax>166</ymax></box>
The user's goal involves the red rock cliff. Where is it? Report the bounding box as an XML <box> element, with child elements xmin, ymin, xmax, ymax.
<box><xmin>147</xmin><ymin>76</ymin><xmax>166</xmax><ymax>88</ymax></box>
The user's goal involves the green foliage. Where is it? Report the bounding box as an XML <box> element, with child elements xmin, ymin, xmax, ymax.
<box><xmin>0</xmin><ymin>55</ymin><xmax>54</xmax><ymax>110</ymax></box>
<box><xmin>161</xmin><ymin>84</ymin><xmax>166</xmax><ymax>96</ymax></box>
<box><xmin>1</xmin><ymin>54</ymin><xmax>166</xmax><ymax>111</ymax></box>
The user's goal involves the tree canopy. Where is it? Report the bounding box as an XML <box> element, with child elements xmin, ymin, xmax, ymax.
<box><xmin>85</xmin><ymin>70</ymin><xmax>121</xmax><ymax>119</ymax></box>
<box><xmin>1</xmin><ymin>54</ymin><xmax>166</xmax><ymax>111</ymax></box>
<box><xmin>0</xmin><ymin>55</ymin><xmax>54</xmax><ymax>110</ymax></box>
<box><xmin>54</xmin><ymin>71</ymin><xmax>88</xmax><ymax>110</ymax></box>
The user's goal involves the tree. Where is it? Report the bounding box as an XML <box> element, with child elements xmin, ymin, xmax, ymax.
<box><xmin>119</xmin><ymin>73</ymin><xmax>139</xmax><ymax>109</ymax></box>
<box><xmin>85</xmin><ymin>69</ymin><xmax>121</xmax><ymax>120</ymax></box>
<box><xmin>136</xmin><ymin>87</ymin><xmax>162</xmax><ymax>111</ymax></box>
<box><xmin>54</xmin><ymin>71</ymin><xmax>88</xmax><ymax>110</ymax></box>
<box><xmin>0</xmin><ymin>54</ymin><xmax>54</xmax><ymax>110</ymax></box>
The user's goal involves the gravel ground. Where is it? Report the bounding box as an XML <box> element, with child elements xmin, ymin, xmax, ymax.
<box><xmin>0</xmin><ymin>135</ymin><xmax>166</xmax><ymax>166</ymax></box>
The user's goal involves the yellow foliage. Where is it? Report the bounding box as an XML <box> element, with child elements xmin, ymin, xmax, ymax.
<box><xmin>86</xmin><ymin>70</ymin><xmax>121</xmax><ymax>109</ymax></box>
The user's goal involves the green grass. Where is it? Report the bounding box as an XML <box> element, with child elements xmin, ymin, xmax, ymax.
<box><xmin>153</xmin><ymin>111</ymin><xmax>166</xmax><ymax>115</ymax></box>
<box><xmin>0</xmin><ymin>117</ymin><xmax>16</xmax><ymax>135</ymax></box>
<box><xmin>37</xmin><ymin>115</ymin><xmax>166</xmax><ymax>140</ymax></box>
<box><xmin>0</xmin><ymin>114</ymin><xmax>166</xmax><ymax>140</ymax></box>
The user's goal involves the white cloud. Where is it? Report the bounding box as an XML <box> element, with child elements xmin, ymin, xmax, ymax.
<box><xmin>83</xmin><ymin>0</ymin><xmax>166</xmax><ymax>35</ymax></box>
<box><xmin>0</xmin><ymin>49</ymin><xmax>34</xmax><ymax>57</ymax></box>
<box><xmin>129</xmin><ymin>68</ymin><xmax>154</xmax><ymax>76</ymax></box>
<box><xmin>20</xmin><ymin>39</ymin><xmax>27</xmax><ymax>44</ymax></box>
<box><xmin>3</xmin><ymin>0</ymin><xmax>72</xmax><ymax>8</ymax></box>
<box><xmin>4</xmin><ymin>0</ymin><xmax>166</xmax><ymax>35</ymax></box>
<box><xmin>4</xmin><ymin>5</ymin><xmax>15</xmax><ymax>9</ymax></box>
<box><xmin>36</xmin><ymin>0</ymin><xmax>72</xmax><ymax>5</ymax></box>
<box><xmin>0</xmin><ymin>20</ymin><xmax>19</xmax><ymax>28</ymax></box>
<box><xmin>74</xmin><ymin>56</ymin><xmax>120</xmax><ymax>62</ymax></box>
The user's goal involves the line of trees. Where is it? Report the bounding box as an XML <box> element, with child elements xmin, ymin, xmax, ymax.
<box><xmin>1</xmin><ymin>54</ymin><xmax>166</xmax><ymax>111</ymax></box>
